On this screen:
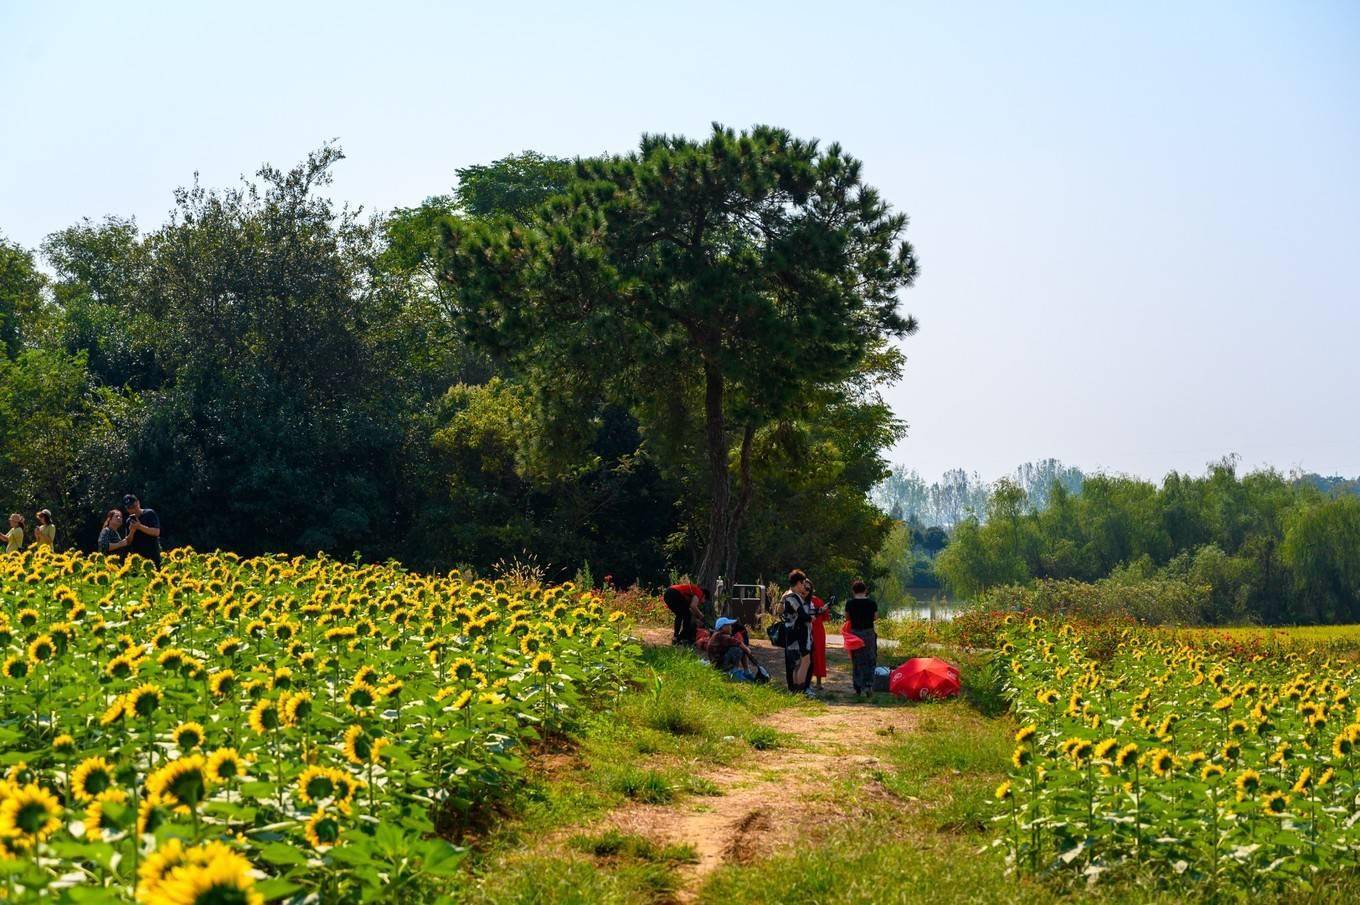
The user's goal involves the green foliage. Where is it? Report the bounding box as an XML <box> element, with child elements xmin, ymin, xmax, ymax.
<box><xmin>440</xmin><ymin>123</ymin><xmax>917</xmax><ymax>587</ymax></box>
<box><xmin>938</xmin><ymin>461</ymin><xmax>1360</xmax><ymax>625</ymax></box>
<box><xmin>0</xmin><ymin>135</ymin><xmax>909</xmax><ymax>590</ymax></box>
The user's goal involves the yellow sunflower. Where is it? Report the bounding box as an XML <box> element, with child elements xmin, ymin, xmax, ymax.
<box><xmin>173</xmin><ymin>721</ymin><xmax>206</xmax><ymax>752</ymax></box>
<box><xmin>205</xmin><ymin>748</ymin><xmax>244</xmax><ymax>784</ymax></box>
<box><xmin>247</xmin><ymin>698</ymin><xmax>282</xmax><ymax>735</ymax></box>
<box><xmin>0</xmin><ymin>783</ymin><xmax>62</xmax><ymax>849</ymax></box>
<box><xmin>71</xmin><ymin>755</ymin><xmax>116</xmax><ymax>802</ymax></box>
<box><xmin>146</xmin><ymin>755</ymin><xmax>210</xmax><ymax>807</ymax></box>
<box><xmin>305</xmin><ymin>808</ymin><xmax>343</xmax><ymax>850</ymax></box>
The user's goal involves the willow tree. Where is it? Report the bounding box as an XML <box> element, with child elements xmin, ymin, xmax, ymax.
<box><xmin>439</xmin><ymin>124</ymin><xmax>918</xmax><ymax>588</ymax></box>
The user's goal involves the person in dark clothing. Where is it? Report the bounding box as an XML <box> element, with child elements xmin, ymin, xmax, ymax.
<box><xmin>662</xmin><ymin>582</ymin><xmax>707</xmax><ymax>645</ymax></box>
<box><xmin>121</xmin><ymin>494</ymin><xmax>162</xmax><ymax>567</ymax></box>
<box><xmin>781</xmin><ymin>569</ymin><xmax>815</xmax><ymax>694</ymax></box>
<box><xmin>845</xmin><ymin>579</ymin><xmax>879</xmax><ymax>696</ymax></box>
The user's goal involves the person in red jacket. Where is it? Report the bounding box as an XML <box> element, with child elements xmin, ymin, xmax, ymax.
<box><xmin>662</xmin><ymin>582</ymin><xmax>708</xmax><ymax>646</ymax></box>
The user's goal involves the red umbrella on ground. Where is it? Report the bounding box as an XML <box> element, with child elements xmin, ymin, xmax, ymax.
<box><xmin>889</xmin><ymin>658</ymin><xmax>961</xmax><ymax>701</ymax></box>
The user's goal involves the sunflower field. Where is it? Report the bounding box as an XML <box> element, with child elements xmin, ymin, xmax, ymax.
<box><xmin>0</xmin><ymin>547</ymin><xmax>637</xmax><ymax>903</ymax></box>
<box><xmin>994</xmin><ymin>617</ymin><xmax>1360</xmax><ymax>890</ymax></box>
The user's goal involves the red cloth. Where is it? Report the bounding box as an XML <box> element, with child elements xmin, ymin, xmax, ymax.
<box><xmin>810</xmin><ymin>596</ymin><xmax>828</xmax><ymax>679</ymax></box>
<box><xmin>840</xmin><ymin>620</ymin><xmax>864</xmax><ymax>652</ymax></box>
<box><xmin>889</xmin><ymin>658</ymin><xmax>961</xmax><ymax>701</ymax></box>
<box><xmin>670</xmin><ymin>583</ymin><xmax>703</xmax><ymax>601</ymax></box>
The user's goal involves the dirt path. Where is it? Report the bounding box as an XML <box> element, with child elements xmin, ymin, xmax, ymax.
<box><xmin>610</xmin><ymin>627</ymin><xmax>917</xmax><ymax>901</ymax></box>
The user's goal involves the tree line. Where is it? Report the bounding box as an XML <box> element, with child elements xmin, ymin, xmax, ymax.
<box><xmin>0</xmin><ymin>127</ymin><xmax>916</xmax><ymax>591</ymax></box>
<box><xmin>934</xmin><ymin>458</ymin><xmax>1360</xmax><ymax>624</ymax></box>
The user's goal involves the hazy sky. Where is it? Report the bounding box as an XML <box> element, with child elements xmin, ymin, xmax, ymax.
<box><xmin>4</xmin><ymin>1</ymin><xmax>1357</xmax><ymax>483</ymax></box>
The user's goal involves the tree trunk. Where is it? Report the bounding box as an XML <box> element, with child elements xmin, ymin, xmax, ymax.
<box><xmin>721</xmin><ymin>423</ymin><xmax>756</xmax><ymax>583</ymax></box>
<box><xmin>695</xmin><ymin>362</ymin><xmax>729</xmax><ymax>592</ymax></box>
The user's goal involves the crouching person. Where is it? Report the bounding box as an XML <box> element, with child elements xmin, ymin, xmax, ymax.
<box><xmin>708</xmin><ymin>617</ymin><xmax>760</xmax><ymax>678</ymax></box>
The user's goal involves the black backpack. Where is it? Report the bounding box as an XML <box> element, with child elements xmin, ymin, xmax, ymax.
<box><xmin>766</xmin><ymin>620</ymin><xmax>788</xmax><ymax>648</ymax></box>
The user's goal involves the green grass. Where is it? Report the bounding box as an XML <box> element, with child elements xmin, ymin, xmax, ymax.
<box><xmin>460</xmin><ymin>643</ymin><xmax>806</xmax><ymax>903</ymax></box>
<box><xmin>568</xmin><ymin>829</ymin><xmax>697</xmax><ymax>864</ymax></box>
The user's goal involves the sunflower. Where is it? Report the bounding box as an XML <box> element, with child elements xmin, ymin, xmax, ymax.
<box><xmin>1011</xmin><ymin>746</ymin><xmax>1032</xmax><ymax>769</ymax></box>
<box><xmin>1094</xmin><ymin>738</ymin><xmax>1119</xmax><ymax>761</ymax></box>
<box><xmin>1148</xmin><ymin>748</ymin><xmax>1176</xmax><ymax>778</ymax></box>
<box><xmin>1333</xmin><ymin>733</ymin><xmax>1354</xmax><ymax>760</ymax></box>
<box><xmin>71</xmin><ymin>755</ymin><xmax>116</xmax><ymax>802</ymax></box>
<box><xmin>205</xmin><ymin>748</ymin><xmax>244</xmax><ymax>784</ymax></box>
<box><xmin>173</xmin><ymin>721</ymin><xmax>205</xmax><ymax>752</ymax></box>
<box><xmin>52</xmin><ymin>734</ymin><xmax>75</xmax><ymax>754</ymax></box>
<box><xmin>1036</xmin><ymin>689</ymin><xmax>1060</xmax><ymax>706</ymax></box>
<box><xmin>208</xmin><ymin>669</ymin><xmax>237</xmax><ymax>698</ymax></box>
<box><xmin>1262</xmin><ymin>792</ymin><xmax>1290</xmax><ymax>816</ymax></box>
<box><xmin>0</xmin><ymin>783</ymin><xmax>62</xmax><ymax>849</ymax></box>
<box><xmin>106</xmin><ymin>653</ymin><xmax>138</xmax><ymax>679</ymax></box>
<box><xmin>994</xmin><ymin>781</ymin><xmax>1013</xmax><ymax>801</ymax></box>
<box><xmin>147</xmin><ymin>755</ymin><xmax>209</xmax><ymax>807</ymax></box>
<box><xmin>84</xmin><ymin>788</ymin><xmax>130</xmax><ymax>841</ymax></box>
<box><xmin>305</xmin><ymin>808</ymin><xmax>343</xmax><ymax>850</ymax></box>
<box><xmin>1235</xmin><ymin>769</ymin><xmax>1261</xmax><ymax>802</ymax></box>
<box><xmin>1066</xmin><ymin>738</ymin><xmax>1094</xmax><ymax>765</ymax></box>
<box><xmin>100</xmin><ymin>696</ymin><xmax>127</xmax><ymax>726</ymax></box>
<box><xmin>1201</xmin><ymin>763</ymin><xmax>1225</xmax><ymax>782</ymax></box>
<box><xmin>136</xmin><ymin>839</ymin><xmax>263</xmax><ymax>905</ymax></box>
<box><xmin>531</xmin><ymin>652</ymin><xmax>555</xmax><ymax>676</ymax></box>
<box><xmin>345</xmin><ymin>682</ymin><xmax>377</xmax><ymax>713</ymax></box>
<box><xmin>1221</xmin><ymin>739</ymin><xmax>1242</xmax><ymax>761</ymax></box>
<box><xmin>342</xmin><ymin>725</ymin><xmax>373</xmax><ymax>765</ymax></box>
<box><xmin>1</xmin><ymin>655</ymin><xmax>29</xmax><ymax>680</ymax></box>
<box><xmin>26</xmin><ymin>634</ymin><xmax>55</xmax><ymax>663</ymax></box>
<box><xmin>1292</xmin><ymin>768</ymin><xmax>1313</xmax><ymax>796</ymax></box>
<box><xmin>156</xmin><ymin>647</ymin><xmax>187</xmax><ymax>672</ymax></box>
<box><xmin>450</xmin><ymin>658</ymin><xmax>477</xmax><ymax>683</ymax></box>
<box><xmin>270</xmin><ymin>667</ymin><xmax>294</xmax><ymax>690</ymax></box>
<box><xmin>124</xmin><ymin>683</ymin><xmax>163</xmax><ymax>719</ymax></box>
<box><xmin>297</xmin><ymin>766</ymin><xmax>338</xmax><ymax>804</ymax></box>
<box><xmin>282</xmin><ymin>691</ymin><xmax>313</xmax><ymax>727</ymax></box>
<box><xmin>247</xmin><ymin>698</ymin><xmax>281</xmax><ymax>735</ymax></box>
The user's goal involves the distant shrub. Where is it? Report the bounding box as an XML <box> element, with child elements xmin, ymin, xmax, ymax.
<box><xmin>976</xmin><ymin>576</ymin><xmax>1209</xmax><ymax>626</ymax></box>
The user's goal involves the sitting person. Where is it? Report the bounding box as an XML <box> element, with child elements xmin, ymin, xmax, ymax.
<box><xmin>708</xmin><ymin>617</ymin><xmax>758</xmax><ymax>675</ymax></box>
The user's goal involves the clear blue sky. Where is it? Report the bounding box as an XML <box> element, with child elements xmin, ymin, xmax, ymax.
<box><xmin>4</xmin><ymin>1</ymin><xmax>1358</xmax><ymax>482</ymax></box>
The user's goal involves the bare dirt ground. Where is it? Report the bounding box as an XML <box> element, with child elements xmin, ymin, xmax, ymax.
<box><xmin>610</xmin><ymin>627</ymin><xmax>917</xmax><ymax>900</ymax></box>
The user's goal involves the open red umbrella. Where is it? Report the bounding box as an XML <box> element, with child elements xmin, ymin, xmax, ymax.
<box><xmin>889</xmin><ymin>657</ymin><xmax>961</xmax><ymax>701</ymax></box>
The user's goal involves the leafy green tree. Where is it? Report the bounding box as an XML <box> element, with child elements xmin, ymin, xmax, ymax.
<box><xmin>0</xmin><ymin>236</ymin><xmax>49</xmax><ymax>359</ymax></box>
<box><xmin>440</xmin><ymin>124</ymin><xmax>918</xmax><ymax>587</ymax></box>
<box><xmin>1283</xmin><ymin>497</ymin><xmax>1360</xmax><ymax>623</ymax></box>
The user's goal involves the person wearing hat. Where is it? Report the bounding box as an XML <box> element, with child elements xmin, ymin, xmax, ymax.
<box><xmin>707</xmin><ymin>617</ymin><xmax>755</xmax><ymax>674</ymax></box>
<box><xmin>121</xmin><ymin>494</ymin><xmax>162</xmax><ymax>568</ymax></box>
<box><xmin>33</xmin><ymin>510</ymin><xmax>56</xmax><ymax>550</ymax></box>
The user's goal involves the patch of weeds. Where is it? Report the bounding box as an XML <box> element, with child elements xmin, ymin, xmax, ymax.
<box><xmin>607</xmin><ymin>767</ymin><xmax>675</xmax><ymax>804</ymax></box>
<box><xmin>645</xmin><ymin>698</ymin><xmax>709</xmax><ymax>736</ymax></box>
<box><xmin>743</xmin><ymin>725</ymin><xmax>781</xmax><ymax>750</ymax></box>
<box><xmin>569</xmin><ymin>829</ymin><xmax>697</xmax><ymax>864</ymax></box>
<box><xmin>632</xmin><ymin>729</ymin><xmax>666</xmax><ymax>754</ymax></box>
<box><xmin>683</xmin><ymin>775</ymin><xmax>723</xmax><ymax>796</ymax></box>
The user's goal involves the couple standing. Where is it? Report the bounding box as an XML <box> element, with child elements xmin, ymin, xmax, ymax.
<box><xmin>780</xmin><ymin>570</ymin><xmax>878</xmax><ymax>696</ymax></box>
<box><xmin>97</xmin><ymin>494</ymin><xmax>162</xmax><ymax>567</ymax></box>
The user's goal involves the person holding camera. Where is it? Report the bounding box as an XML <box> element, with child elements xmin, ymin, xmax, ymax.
<box><xmin>121</xmin><ymin>494</ymin><xmax>162</xmax><ymax>567</ymax></box>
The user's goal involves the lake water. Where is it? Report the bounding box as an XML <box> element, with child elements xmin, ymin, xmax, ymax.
<box><xmin>884</xmin><ymin>587</ymin><xmax>963</xmax><ymax>622</ymax></box>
